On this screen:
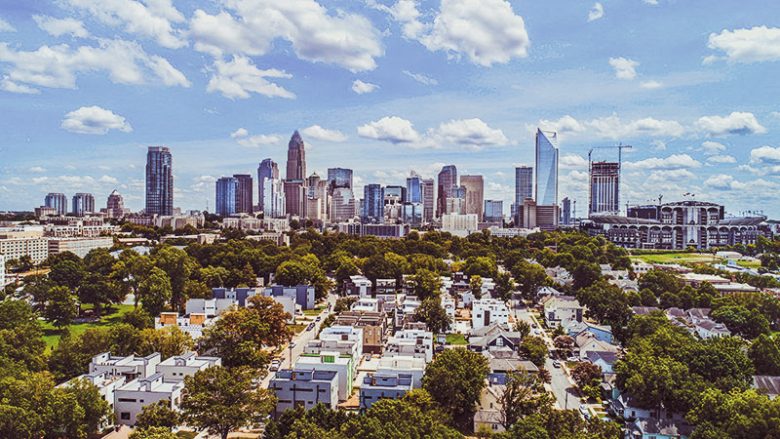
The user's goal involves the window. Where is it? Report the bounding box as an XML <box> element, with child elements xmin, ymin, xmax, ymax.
<box><xmin>120</xmin><ymin>413</ymin><xmax>130</xmax><ymax>420</ymax></box>
<box><xmin>117</xmin><ymin>398</ymin><xmax>137</xmax><ymax>403</ymax></box>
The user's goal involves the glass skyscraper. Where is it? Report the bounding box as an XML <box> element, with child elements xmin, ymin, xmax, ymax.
<box><xmin>233</xmin><ymin>174</ymin><xmax>253</xmax><ymax>214</ymax></box>
<box><xmin>215</xmin><ymin>177</ymin><xmax>238</xmax><ymax>217</ymax></box>
<box><xmin>45</xmin><ymin>192</ymin><xmax>68</xmax><ymax>216</ymax></box>
<box><xmin>71</xmin><ymin>193</ymin><xmax>94</xmax><ymax>216</ymax></box>
<box><xmin>436</xmin><ymin>165</ymin><xmax>458</xmax><ymax>218</ymax></box>
<box><xmin>515</xmin><ymin>166</ymin><xmax>533</xmax><ymax>204</ymax></box>
<box><xmin>327</xmin><ymin>168</ymin><xmax>353</xmax><ymax>191</ymax></box>
<box><xmin>363</xmin><ymin>184</ymin><xmax>384</xmax><ymax>224</ymax></box>
<box><xmin>406</xmin><ymin>172</ymin><xmax>422</xmax><ymax>203</ymax></box>
<box><xmin>145</xmin><ymin>146</ymin><xmax>173</xmax><ymax>216</ymax></box>
<box><xmin>535</xmin><ymin>129</ymin><xmax>559</xmax><ymax>206</ymax></box>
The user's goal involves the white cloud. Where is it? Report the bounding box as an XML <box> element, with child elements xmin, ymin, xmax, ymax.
<box><xmin>402</xmin><ymin>70</ymin><xmax>438</xmax><ymax>86</ymax></box>
<box><xmin>1</xmin><ymin>77</ymin><xmax>40</xmax><ymax>94</ymax></box>
<box><xmin>707</xmin><ymin>154</ymin><xmax>737</xmax><ymax>164</ymax></box>
<box><xmin>750</xmin><ymin>145</ymin><xmax>780</xmax><ymax>165</ymax></box>
<box><xmin>61</xmin><ymin>106</ymin><xmax>132</xmax><ymax>135</ymax></box>
<box><xmin>33</xmin><ymin>15</ymin><xmax>89</xmax><ymax>38</ymax></box>
<box><xmin>587</xmin><ymin>3</ymin><xmax>604</xmax><ymax>22</ymax></box>
<box><xmin>560</xmin><ymin>154</ymin><xmax>588</xmax><ymax>169</ymax></box>
<box><xmin>190</xmin><ymin>0</ymin><xmax>383</xmax><ymax>72</ymax></box>
<box><xmin>699</xmin><ymin>141</ymin><xmax>726</xmax><ymax>154</ymax></box>
<box><xmin>706</xmin><ymin>26</ymin><xmax>780</xmax><ymax>63</ymax></box>
<box><xmin>0</xmin><ymin>18</ymin><xmax>15</xmax><ymax>32</ymax></box>
<box><xmin>431</xmin><ymin>118</ymin><xmax>508</xmax><ymax>148</ymax></box>
<box><xmin>358</xmin><ymin>116</ymin><xmax>422</xmax><ymax>144</ymax></box>
<box><xmin>63</xmin><ymin>0</ymin><xmax>186</xmax><ymax>48</ymax></box>
<box><xmin>643</xmin><ymin>0</ymin><xmax>658</xmax><ymax>4</ymax></box>
<box><xmin>536</xmin><ymin>114</ymin><xmax>685</xmax><ymax>140</ymax></box>
<box><xmin>771</xmin><ymin>112</ymin><xmax>780</xmax><ymax>120</ymax></box>
<box><xmin>609</xmin><ymin>57</ymin><xmax>639</xmax><ymax>80</ymax></box>
<box><xmin>29</xmin><ymin>166</ymin><xmax>46</xmax><ymax>173</ymax></box>
<box><xmin>640</xmin><ymin>80</ymin><xmax>663</xmax><ymax>89</ymax></box>
<box><xmin>651</xmin><ymin>140</ymin><xmax>667</xmax><ymax>151</ymax></box>
<box><xmin>301</xmin><ymin>125</ymin><xmax>347</xmax><ymax>142</ymax></box>
<box><xmin>705</xmin><ymin>174</ymin><xmax>748</xmax><ymax>191</ymax></box>
<box><xmin>648</xmin><ymin>169</ymin><xmax>695</xmax><ymax>182</ymax></box>
<box><xmin>351</xmin><ymin>79</ymin><xmax>378</xmax><ymax>94</ymax></box>
<box><xmin>625</xmin><ymin>154</ymin><xmax>702</xmax><ymax>170</ymax></box>
<box><xmin>383</xmin><ymin>0</ymin><xmax>530</xmax><ymax>67</ymax></box>
<box><xmin>696</xmin><ymin>112</ymin><xmax>766</xmax><ymax>136</ymax></box>
<box><xmin>99</xmin><ymin>175</ymin><xmax>119</xmax><ymax>184</ymax></box>
<box><xmin>206</xmin><ymin>55</ymin><xmax>294</xmax><ymax>99</ymax></box>
<box><xmin>230</xmin><ymin>128</ymin><xmax>281</xmax><ymax>147</ymax></box>
<box><xmin>0</xmin><ymin>39</ymin><xmax>190</xmax><ymax>91</ymax></box>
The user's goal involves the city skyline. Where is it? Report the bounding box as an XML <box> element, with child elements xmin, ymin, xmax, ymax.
<box><xmin>1</xmin><ymin>1</ymin><xmax>780</xmax><ymax>217</ymax></box>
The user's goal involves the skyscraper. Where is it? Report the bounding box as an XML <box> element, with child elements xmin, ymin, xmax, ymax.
<box><xmin>284</xmin><ymin>131</ymin><xmax>307</xmax><ymax>217</ymax></box>
<box><xmin>145</xmin><ymin>146</ymin><xmax>173</xmax><ymax>216</ymax></box>
<box><xmin>44</xmin><ymin>192</ymin><xmax>68</xmax><ymax>216</ymax></box>
<box><xmin>406</xmin><ymin>172</ymin><xmax>422</xmax><ymax>203</ymax></box>
<box><xmin>436</xmin><ymin>165</ymin><xmax>457</xmax><ymax>218</ymax></box>
<box><xmin>421</xmin><ymin>178</ymin><xmax>434</xmax><ymax>223</ymax></box>
<box><xmin>515</xmin><ymin>166</ymin><xmax>533</xmax><ymax>204</ymax></box>
<box><xmin>331</xmin><ymin>187</ymin><xmax>356</xmax><ymax>222</ymax></box>
<box><xmin>363</xmin><ymin>184</ymin><xmax>384</xmax><ymax>224</ymax></box>
<box><xmin>460</xmin><ymin>175</ymin><xmax>484</xmax><ymax>219</ymax></box>
<box><xmin>307</xmin><ymin>173</ymin><xmax>329</xmax><ymax>222</ymax></box>
<box><xmin>327</xmin><ymin>168</ymin><xmax>353</xmax><ymax>191</ymax></box>
<box><xmin>258</xmin><ymin>159</ymin><xmax>279</xmax><ymax>213</ymax></box>
<box><xmin>233</xmin><ymin>174</ymin><xmax>253</xmax><ymax>214</ymax></box>
<box><xmin>562</xmin><ymin>197</ymin><xmax>572</xmax><ymax>225</ymax></box>
<box><xmin>535</xmin><ymin>129</ymin><xmax>559</xmax><ymax>206</ymax></box>
<box><xmin>484</xmin><ymin>200</ymin><xmax>503</xmax><ymax>223</ymax></box>
<box><xmin>106</xmin><ymin>190</ymin><xmax>125</xmax><ymax>218</ymax></box>
<box><xmin>215</xmin><ymin>177</ymin><xmax>238</xmax><ymax>217</ymax></box>
<box><xmin>589</xmin><ymin>161</ymin><xmax>620</xmax><ymax>215</ymax></box>
<box><xmin>72</xmin><ymin>193</ymin><xmax>95</xmax><ymax>216</ymax></box>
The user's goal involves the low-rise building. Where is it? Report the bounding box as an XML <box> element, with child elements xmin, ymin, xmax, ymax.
<box><xmin>89</xmin><ymin>352</ymin><xmax>161</xmax><ymax>381</ymax></box>
<box><xmin>47</xmin><ymin>237</ymin><xmax>114</xmax><ymax>259</ymax></box>
<box><xmin>351</xmin><ymin>297</ymin><xmax>381</xmax><ymax>313</ymax></box>
<box><xmin>264</xmin><ymin>285</ymin><xmax>316</xmax><ymax>310</ymax></box>
<box><xmin>385</xmin><ymin>329</ymin><xmax>434</xmax><ymax>363</ymax></box>
<box><xmin>57</xmin><ymin>371</ymin><xmax>126</xmax><ymax>416</ymax></box>
<box><xmin>155</xmin><ymin>312</ymin><xmax>214</xmax><ymax>339</ymax></box>
<box><xmin>468</xmin><ymin>323</ymin><xmax>522</xmax><ymax>353</ymax></box>
<box><xmin>114</xmin><ymin>373</ymin><xmax>184</xmax><ymax>426</ymax></box>
<box><xmin>269</xmin><ymin>369</ymin><xmax>339</xmax><ymax>416</ymax></box>
<box><xmin>335</xmin><ymin>311</ymin><xmax>388</xmax><ymax>354</ymax></box>
<box><xmin>0</xmin><ymin>236</ymin><xmax>49</xmax><ymax>264</ymax></box>
<box><xmin>472</xmin><ymin>299</ymin><xmax>510</xmax><ymax>330</ymax></box>
<box><xmin>359</xmin><ymin>373</ymin><xmax>414</xmax><ymax>410</ymax></box>
<box><xmin>543</xmin><ymin>296</ymin><xmax>584</xmax><ymax>328</ymax></box>
<box><xmin>155</xmin><ymin>352</ymin><xmax>221</xmax><ymax>382</ymax></box>
<box><xmin>376</xmin><ymin>355</ymin><xmax>426</xmax><ymax>388</ymax></box>
<box><xmin>295</xmin><ymin>351</ymin><xmax>354</xmax><ymax>401</ymax></box>
<box><xmin>344</xmin><ymin>275</ymin><xmax>372</xmax><ymax>296</ymax></box>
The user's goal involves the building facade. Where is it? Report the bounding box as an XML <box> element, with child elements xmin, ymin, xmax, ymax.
<box><xmin>363</xmin><ymin>184</ymin><xmax>384</xmax><ymax>223</ymax></box>
<box><xmin>460</xmin><ymin>175</ymin><xmax>484</xmax><ymax>219</ymax></box>
<box><xmin>71</xmin><ymin>193</ymin><xmax>95</xmax><ymax>216</ymax></box>
<box><xmin>589</xmin><ymin>161</ymin><xmax>620</xmax><ymax>216</ymax></box>
<box><xmin>421</xmin><ymin>178</ymin><xmax>435</xmax><ymax>223</ymax></box>
<box><xmin>484</xmin><ymin>200</ymin><xmax>504</xmax><ymax>223</ymax></box>
<box><xmin>327</xmin><ymin>168</ymin><xmax>353</xmax><ymax>191</ymax></box>
<box><xmin>233</xmin><ymin>174</ymin><xmax>253</xmax><ymax>214</ymax></box>
<box><xmin>145</xmin><ymin>146</ymin><xmax>174</xmax><ymax>216</ymax></box>
<box><xmin>436</xmin><ymin>165</ymin><xmax>458</xmax><ymax>218</ymax></box>
<box><xmin>535</xmin><ymin>129</ymin><xmax>559</xmax><ymax>206</ymax></box>
<box><xmin>284</xmin><ymin>131</ymin><xmax>307</xmax><ymax>217</ymax></box>
<box><xmin>106</xmin><ymin>190</ymin><xmax>125</xmax><ymax>218</ymax></box>
<box><xmin>45</xmin><ymin>192</ymin><xmax>68</xmax><ymax>216</ymax></box>
<box><xmin>215</xmin><ymin>177</ymin><xmax>238</xmax><ymax>217</ymax></box>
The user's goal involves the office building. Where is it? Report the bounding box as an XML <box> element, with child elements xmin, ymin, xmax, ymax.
<box><xmin>383</xmin><ymin>186</ymin><xmax>405</xmax><ymax>223</ymax></box>
<box><xmin>258</xmin><ymin>159</ymin><xmax>278</xmax><ymax>212</ymax></box>
<box><xmin>484</xmin><ymin>200</ymin><xmax>503</xmax><ymax>223</ymax></box>
<box><xmin>0</xmin><ymin>236</ymin><xmax>49</xmax><ymax>264</ymax></box>
<box><xmin>71</xmin><ymin>193</ymin><xmax>95</xmax><ymax>216</ymax></box>
<box><xmin>259</xmin><ymin>159</ymin><xmax>286</xmax><ymax>218</ymax></box>
<box><xmin>535</xmin><ymin>129</ymin><xmax>559</xmax><ymax>206</ymax></box>
<box><xmin>331</xmin><ymin>187</ymin><xmax>356</xmax><ymax>222</ymax></box>
<box><xmin>515</xmin><ymin>167</ymin><xmax>533</xmax><ymax>203</ymax></box>
<box><xmin>536</xmin><ymin>204</ymin><xmax>560</xmax><ymax>231</ymax></box>
<box><xmin>307</xmin><ymin>173</ymin><xmax>329</xmax><ymax>222</ymax></box>
<box><xmin>460</xmin><ymin>175</ymin><xmax>484</xmax><ymax>219</ymax></box>
<box><xmin>421</xmin><ymin>178</ymin><xmax>434</xmax><ymax>223</ymax></box>
<box><xmin>215</xmin><ymin>177</ymin><xmax>238</xmax><ymax>217</ymax></box>
<box><xmin>233</xmin><ymin>174</ymin><xmax>253</xmax><ymax>214</ymax></box>
<box><xmin>436</xmin><ymin>165</ymin><xmax>458</xmax><ymax>218</ymax></box>
<box><xmin>106</xmin><ymin>190</ymin><xmax>125</xmax><ymax>219</ymax></box>
<box><xmin>363</xmin><ymin>184</ymin><xmax>384</xmax><ymax>223</ymax></box>
<box><xmin>589</xmin><ymin>161</ymin><xmax>620</xmax><ymax>216</ymax></box>
<box><xmin>562</xmin><ymin>197</ymin><xmax>572</xmax><ymax>226</ymax></box>
<box><xmin>45</xmin><ymin>192</ymin><xmax>68</xmax><ymax>216</ymax></box>
<box><xmin>48</xmin><ymin>237</ymin><xmax>114</xmax><ymax>259</ymax></box>
<box><xmin>406</xmin><ymin>172</ymin><xmax>422</xmax><ymax>203</ymax></box>
<box><xmin>0</xmin><ymin>255</ymin><xmax>5</xmax><ymax>287</ymax></box>
<box><xmin>327</xmin><ymin>168</ymin><xmax>353</xmax><ymax>191</ymax></box>
<box><xmin>284</xmin><ymin>131</ymin><xmax>307</xmax><ymax>217</ymax></box>
<box><xmin>145</xmin><ymin>146</ymin><xmax>174</xmax><ymax>216</ymax></box>
<box><xmin>402</xmin><ymin>202</ymin><xmax>423</xmax><ymax>226</ymax></box>
<box><xmin>515</xmin><ymin>198</ymin><xmax>536</xmax><ymax>229</ymax></box>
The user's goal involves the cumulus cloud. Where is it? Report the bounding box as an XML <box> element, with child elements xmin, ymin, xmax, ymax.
<box><xmin>706</xmin><ymin>26</ymin><xmax>780</xmax><ymax>63</ymax></box>
<box><xmin>62</xmin><ymin>0</ymin><xmax>186</xmax><ymax>48</ymax></box>
<box><xmin>1</xmin><ymin>76</ymin><xmax>40</xmax><ymax>94</ymax></box>
<box><xmin>536</xmin><ymin>114</ymin><xmax>685</xmax><ymax>140</ymax></box>
<box><xmin>696</xmin><ymin>112</ymin><xmax>766</xmax><ymax>136</ymax></box>
<box><xmin>33</xmin><ymin>15</ymin><xmax>89</xmax><ymax>38</ymax></box>
<box><xmin>560</xmin><ymin>154</ymin><xmax>589</xmax><ymax>169</ymax></box>
<box><xmin>648</xmin><ymin>169</ymin><xmax>695</xmax><ymax>182</ymax></box>
<box><xmin>29</xmin><ymin>166</ymin><xmax>46</xmax><ymax>173</ymax></box>
<box><xmin>190</xmin><ymin>0</ymin><xmax>383</xmax><ymax>72</ymax></box>
<box><xmin>61</xmin><ymin>106</ymin><xmax>132</xmax><ymax>135</ymax></box>
<box><xmin>380</xmin><ymin>0</ymin><xmax>530</xmax><ymax>66</ymax></box>
<box><xmin>358</xmin><ymin>116</ymin><xmax>422</xmax><ymax>144</ymax></box>
<box><xmin>301</xmin><ymin>125</ymin><xmax>347</xmax><ymax>142</ymax></box>
<box><xmin>351</xmin><ymin>79</ymin><xmax>378</xmax><ymax>94</ymax></box>
<box><xmin>402</xmin><ymin>70</ymin><xmax>438</xmax><ymax>86</ymax></box>
<box><xmin>99</xmin><ymin>175</ymin><xmax>119</xmax><ymax>184</ymax></box>
<box><xmin>750</xmin><ymin>145</ymin><xmax>780</xmax><ymax>165</ymax></box>
<box><xmin>699</xmin><ymin>140</ymin><xmax>726</xmax><ymax>154</ymax></box>
<box><xmin>640</xmin><ymin>80</ymin><xmax>663</xmax><ymax>89</ymax></box>
<box><xmin>206</xmin><ymin>55</ymin><xmax>294</xmax><ymax>99</ymax></box>
<box><xmin>609</xmin><ymin>57</ymin><xmax>639</xmax><ymax>80</ymax></box>
<box><xmin>431</xmin><ymin>118</ymin><xmax>508</xmax><ymax>148</ymax></box>
<box><xmin>587</xmin><ymin>3</ymin><xmax>604</xmax><ymax>22</ymax></box>
<box><xmin>0</xmin><ymin>39</ymin><xmax>190</xmax><ymax>92</ymax></box>
<box><xmin>707</xmin><ymin>154</ymin><xmax>737</xmax><ymax>164</ymax></box>
<box><xmin>625</xmin><ymin>154</ymin><xmax>702</xmax><ymax>170</ymax></box>
<box><xmin>705</xmin><ymin>174</ymin><xmax>748</xmax><ymax>191</ymax></box>
<box><xmin>0</xmin><ymin>17</ymin><xmax>15</xmax><ymax>32</ymax></box>
<box><xmin>230</xmin><ymin>128</ymin><xmax>281</xmax><ymax>147</ymax></box>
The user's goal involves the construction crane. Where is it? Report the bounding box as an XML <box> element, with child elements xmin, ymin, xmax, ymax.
<box><xmin>587</xmin><ymin>144</ymin><xmax>633</xmax><ymax>216</ymax></box>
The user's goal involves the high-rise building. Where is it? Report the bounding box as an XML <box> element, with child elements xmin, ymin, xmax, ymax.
<box><xmin>589</xmin><ymin>161</ymin><xmax>620</xmax><ymax>216</ymax></box>
<box><xmin>263</xmin><ymin>177</ymin><xmax>286</xmax><ymax>218</ymax></box>
<box><xmin>484</xmin><ymin>200</ymin><xmax>503</xmax><ymax>223</ymax></box>
<box><xmin>516</xmin><ymin>198</ymin><xmax>536</xmax><ymax>229</ymax></box>
<box><xmin>233</xmin><ymin>174</ymin><xmax>253</xmax><ymax>214</ymax></box>
<box><xmin>561</xmin><ymin>197</ymin><xmax>572</xmax><ymax>225</ymax></box>
<box><xmin>258</xmin><ymin>159</ymin><xmax>279</xmax><ymax>213</ymax></box>
<box><xmin>106</xmin><ymin>190</ymin><xmax>125</xmax><ymax>218</ymax></box>
<box><xmin>215</xmin><ymin>177</ymin><xmax>238</xmax><ymax>217</ymax></box>
<box><xmin>362</xmin><ymin>184</ymin><xmax>384</xmax><ymax>224</ymax></box>
<box><xmin>72</xmin><ymin>193</ymin><xmax>95</xmax><ymax>216</ymax></box>
<box><xmin>45</xmin><ymin>193</ymin><xmax>68</xmax><ymax>216</ymax></box>
<box><xmin>307</xmin><ymin>173</ymin><xmax>329</xmax><ymax>222</ymax></box>
<box><xmin>536</xmin><ymin>204</ymin><xmax>560</xmax><ymax>231</ymax></box>
<box><xmin>402</xmin><ymin>203</ymin><xmax>423</xmax><ymax>226</ymax></box>
<box><xmin>384</xmin><ymin>186</ymin><xmax>405</xmax><ymax>223</ymax></box>
<box><xmin>327</xmin><ymin>168</ymin><xmax>353</xmax><ymax>191</ymax></box>
<box><xmin>421</xmin><ymin>178</ymin><xmax>434</xmax><ymax>223</ymax></box>
<box><xmin>406</xmin><ymin>172</ymin><xmax>422</xmax><ymax>203</ymax></box>
<box><xmin>515</xmin><ymin>166</ymin><xmax>533</xmax><ymax>204</ymax></box>
<box><xmin>284</xmin><ymin>131</ymin><xmax>307</xmax><ymax>217</ymax></box>
<box><xmin>145</xmin><ymin>146</ymin><xmax>173</xmax><ymax>216</ymax></box>
<box><xmin>331</xmin><ymin>187</ymin><xmax>356</xmax><ymax>223</ymax></box>
<box><xmin>460</xmin><ymin>175</ymin><xmax>484</xmax><ymax>219</ymax></box>
<box><xmin>436</xmin><ymin>165</ymin><xmax>458</xmax><ymax>218</ymax></box>
<box><xmin>535</xmin><ymin>129</ymin><xmax>559</xmax><ymax>206</ymax></box>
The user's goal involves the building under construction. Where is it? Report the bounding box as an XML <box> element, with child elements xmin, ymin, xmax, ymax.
<box><xmin>589</xmin><ymin>161</ymin><xmax>620</xmax><ymax>216</ymax></box>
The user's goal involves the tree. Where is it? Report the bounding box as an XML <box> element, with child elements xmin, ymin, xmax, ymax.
<box><xmin>181</xmin><ymin>366</ymin><xmax>276</xmax><ymax>439</ymax></box>
<box><xmin>463</xmin><ymin>256</ymin><xmax>498</xmax><ymax>279</ymax></box>
<box><xmin>687</xmin><ymin>388</ymin><xmax>780</xmax><ymax>439</ymax></box>
<box><xmin>129</xmin><ymin>427</ymin><xmax>178</xmax><ymax>439</ymax></box>
<box><xmin>515</xmin><ymin>320</ymin><xmax>531</xmax><ymax>339</ymax></box>
<box><xmin>153</xmin><ymin>246</ymin><xmax>199</xmax><ymax>310</ymax></box>
<box><xmin>0</xmin><ymin>300</ymin><xmax>47</xmax><ymax>372</ymax></box>
<box><xmin>414</xmin><ymin>296</ymin><xmax>451</xmax><ymax>333</ymax></box>
<box><xmin>411</xmin><ymin>268</ymin><xmax>442</xmax><ymax>300</ymax></box>
<box><xmin>137</xmin><ymin>267</ymin><xmax>173</xmax><ymax>316</ymax></box>
<box><xmin>494</xmin><ymin>271</ymin><xmax>515</xmax><ymax>302</ymax></box>
<box><xmin>136</xmin><ymin>400</ymin><xmax>179</xmax><ymax>430</ymax></box>
<box><xmin>78</xmin><ymin>273</ymin><xmax>124</xmax><ymax>316</ymax></box>
<box><xmin>553</xmin><ymin>335</ymin><xmax>574</xmax><ymax>356</ymax></box>
<box><xmin>511</xmin><ymin>260</ymin><xmax>550</xmax><ymax>300</ymax></box>
<box><xmin>749</xmin><ymin>334</ymin><xmax>780</xmax><ymax>375</ymax></box>
<box><xmin>469</xmin><ymin>275</ymin><xmax>483</xmax><ymax>299</ymax></box>
<box><xmin>61</xmin><ymin>377</ymin><xmax>112</xmax><ymax>436</ymax></box>
<box><xmin>422</xmin><ymin>348</ymin><xmax>489</xmax><ymax>431</ymax></box>
<box><xmin>43</xmin><ymin>286</ymin><xmax>78</xmax><ymax>327</ymax></box>
<box><xmin>572</xmin><ymin>262</ymin><xmax>601</xmax><ymax>290</ymax></box>
<box><xmin>520</xmin><ymin>336</ymin><xmax>548</xmax><ymax>367</ymax></box>
<box><xmin>122</xmin><ymin>307</ymin><xmax>154</xmax><ymax>329</ymax></box>
<box><xmin>711</xmin><ymin>305</ymin><xmax>770</xmax><ymax>339</ymax></box>
<box><xmin>571</xmin><ymin>362</ymin><xmax>602</xmax><ymax>388</ymax></box>
<box><xmin>137</xmin><ymin>326</ymin><xmax>194</xmax><ymax>359</ymax></box>
<box><xmin>49</xmin><ymin>259</ymin><xmax>86</xmax><ymax>290</ymax></box>
<box><xmin>639</xmin><ymin>269</ymin><xmax>683</xmax><ymax>296</ymax></box>
<box><xmin>499</xmin><ymin>372</ymin><xmax>551</xmax><ymax>430</ymax></box>
<box><xmin>182</xmin><ymin>280</ymin><xmax>212</xmax><ymax>301</ymax></box>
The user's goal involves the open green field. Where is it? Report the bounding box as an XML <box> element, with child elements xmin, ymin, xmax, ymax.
<box><xmin>41</xmin><ymin>304</ymin><xmax>136</xmax><ymax>349</ymax></box>
<box><xmin>631</xmin><ymin>252</ymin><xmax>719</xmax><ymax>265</ymax></box>
<box><xmin>303</xmin><ymin>305</ymin><xmax>326</xmax><ymax>316</ymax></box>
<box><xmin>446</xmin><ymin>333</ymin><xmax>467</xmax><ymax>345</ymax></box>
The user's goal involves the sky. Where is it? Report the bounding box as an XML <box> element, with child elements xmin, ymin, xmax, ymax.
<box><xmin>1</xmin><ymin>0</ymin><xmax>779</xmax><ymax>218</ymax></box>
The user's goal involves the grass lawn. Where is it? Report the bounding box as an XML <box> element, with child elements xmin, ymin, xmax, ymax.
<box><xmin>289</xmin><ymin>323</ymin><xmax>307</xmax><ymax>334</ymax></box>
<box><xmin>446</xmin><ymin>333</ymin><xmax>468</xmax><ymax>345</ymax></box>
<box><xmin>41</xmin><ymin>304</ymin><xmax>136</xmax><ymax>350</ymax></box>
<box><xmin>737</xmin><ymin>259</ymin><xmax>762</xmax><ymax>269</ymax></box>
<box><xmin>631</xmin><ymin>252</ymin><xmax>719</xmax><ymax>265</ymax></box>
<box><xmin>303</xmin><ymin>305</ymin><xmax>326</xmax><ymax>316</ymax></box>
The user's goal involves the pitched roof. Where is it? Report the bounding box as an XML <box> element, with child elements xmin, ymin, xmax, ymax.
<box><xmin>586</xmin><ymin>350</ymin><xmax>618</xmax><ymax>365</ymax></box>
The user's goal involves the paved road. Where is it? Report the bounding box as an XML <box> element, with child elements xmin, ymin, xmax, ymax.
<box><xmin>512</xmin><ymin>301</ymin><xmax>580</xmax><ymax>411</ymax></box>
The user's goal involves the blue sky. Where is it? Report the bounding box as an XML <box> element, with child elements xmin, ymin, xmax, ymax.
<box><xmin>1</xmin><ymin>0</ymin><xmax>779</xmax><ymax>217</ymax></box>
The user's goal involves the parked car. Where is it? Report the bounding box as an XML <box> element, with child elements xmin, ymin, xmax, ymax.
<box><xmin>269</xmin><ymin>360</ymin><xmax>281</xmax><ymax>372</ymax></box>
<box><xmin>306</xmin><ymin>323</ymin><xmax>315</xmax><ymax>331</ymax></box>
<box><xmin>315</xmin><ymin>316</ymin><xmax>321</xmax><ymax>322</ymax></box>
<box><xmin>552</xmin><ymin>360</ymin><xmax>561</xmax><ymax>368</ymax></box>
<box><xmin>567</xmin><ymin>356</ymin><xmax>580</xmax><ymax>362</ymax></box>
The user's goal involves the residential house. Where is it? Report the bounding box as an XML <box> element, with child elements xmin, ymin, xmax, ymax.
<box><xmin>295</xmin><ymin>351</ymin><xmax>354</xmax><ymax>401</ymax></box>
<box><xmin>264</xmin><ymin>285</ymin><xmax>316</xmax><ymax>310</ymax></box>
<box><xmin>359</xmin><ymin>373</ymin><xmax>414</xmax><ymax>410</ymax></box>
<box><xmin>693</xmin><ymin>319</ymin><xmax>731</xmax><ymax>339</ymax></box>
<box><xmin>306</xmin><ymin>325</ymin><xmax>363</xmax><ymax>372</ymax></box>
<box><xmin>335</xmin><ymin>311</ymin><xmax>388</xmax><ymax>354</ymax></box>
<box><xmin>155</xmin><ymin>312</ymin><xmax>214</xmax><ymax>339</ymax></box>
<box><xmin>376</xmin><ymin>355</ymin><xmax>426</xmax><ymax>388</ymax></box>
<box><xmin>753</xmin><ymin>375</ymin><xmax>780</xmax><ymax>399</ymax></box>
<box><xmin>351</xmin><ymin>297</ymin><xmax>381</xmax><ymax>313</ymax></box>
<box><xmin>631</xmin><ymin>306</ymin><xmax>660</xmax><ymax>315</ymax></box>
<box><xmin>269</xmin><ymin>369</ymin><xmax>339</xmax><ymax>416</ymax></box>
<box><xmin>474</xmin><ymin>386</ymin><xmax>505</xmax><ymax>434</ymax></box>
<box><xmin>543</xmin><ymin>296</ymin><xmax>584</xmax><ymax>328</ymax></box>
<box><xmin>576</xmin><ymin>332</ymin><xmax>619</xmax><ymax>360</ymax></box>
<box><xmin>484</xmin><ymin>349</ymin><xmax>539</xmax><ymax>385</ymax></box>
<box><xmin>89</xmin><ymin>352</ymin><xmax>161</xmax><ymax>381</ymax></box>
<box><xmin>385</xmin><ymin>329</ymin><xmax>434</xmax><ymax>363</ymax></box>
<box><xmin>441</xmin><ymin>294</ymin><xmax>456</xmax><ymax>320</ymax></box>
<box><xmin>155</xmin><ymin>352</ymin><xmax>221</xmax><ymax>382</ymax></box>
<box><xmin>472</xmin><ymin>299</ymin><xmax>510</xmax><ymax>330</ymax></box>
<box><xmin>566</xmin><ymin>321</ymin><xmax>614</xmax><ymax>344</ymax></box>
<box><xmin>57</xmin><ymin>371</ymin><xmax>126</xmax><ymax>428</ymax></box>
<box><xmin>344</xmin><ymin>275</ymin><xmax>372</xmax><ymax>296</ymax></box>
<box><xmin>468</xmin><ymin>323</ymin><xmax>522</xmax><ymax>353</ymax></box>
<box><xmin>625</xmin><ymin>418</ymin><xmax>692</xmax><ymax>439</ymax></box>
<box><xmin>585</xmin><ymin>351</ymin><xmax>618</xmax><ymax>375</ymax></box>
<box><xmin>114</xmin><ymin>373</ymin><xmax>184</xmax><ymax>426</ymax></box>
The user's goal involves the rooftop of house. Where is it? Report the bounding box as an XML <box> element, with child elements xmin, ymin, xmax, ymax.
<box><xmin>118</xmin><ymin>373</ymin><xmax>181</xmax><ymax>393</ymax></box>
<box><xmin>586</xmin><ymin>350</ymin><xmax>618</xmax><ymax>365</ymax></box>
<box><xmin>273</xmin><ymin>368</ymin><xmax>339</xmax><ymax>382</ymax></box>
<box><xmin>157</xmin><ymin>352</ymin><xmax>221</xmax><ymax>368</ymax></box>
<box><xmin>753</xmin><ymin>375</ymin><xmax>780</xmax><ymax>396</ymax></box>
<box><xmin>377</xmin><ymin>355</ymin><xmax>426</xmax><ymax>371</ymax></box>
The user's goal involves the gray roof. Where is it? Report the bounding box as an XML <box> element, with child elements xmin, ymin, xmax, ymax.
<box><xmin>586</xmin><ymin>350</ymin><xmax>618</xmax><ymax>365</ymax></box>
<box><xmin>753</xmin><ymin>375</ymin><xmax>780</xmax><ymax>396</ymax></box>
<box><xmin>630</xmin><ymin>418</ymin><xmax>693</xmax><ymax>436</ymax></box>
